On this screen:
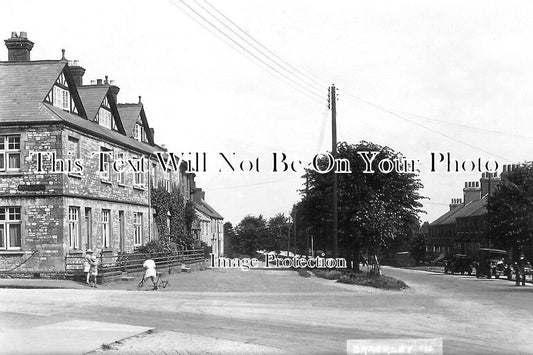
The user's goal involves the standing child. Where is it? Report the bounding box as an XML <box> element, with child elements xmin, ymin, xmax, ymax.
<box><xmin>89</xmin><ymin>255</ymin><xmax>98</xmax><ymax>288</ymax></box>
<box><xmin>83</xmin><ymin>249</ymin><xmax>93</xmax><ymax>284</ymax></box>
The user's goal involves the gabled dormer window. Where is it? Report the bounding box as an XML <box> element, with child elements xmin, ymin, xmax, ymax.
<box><xmin>96</xmin><ymin>108</ymin><xmax>112</xmax><ymax>130</ymax></box>
<box><xmin>133</xmin><ymin>122</ymin><xmax>146</xmax><ymax>142</ymax></box>
<box><xmin>45</xmin><ymin>72</ymin><xmax>79</xmax><ymax>114</ymax></box>
<box><xmin>96</xmin><ymin>96</ymin><xmax>118</xmax><ymax>131</ymax></box>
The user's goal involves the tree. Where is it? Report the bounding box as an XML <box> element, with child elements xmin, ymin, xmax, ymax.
<box><xmin>233</xmin><ymin>215</ymin><xmax>268</xmax><ymax>256</ymax></box>
<box><xmin>298</xmin><ymin>141</ymin><xmax>425</xmax><ymax>273</ymax></box>
<box><xmin>487</xmin><ymin>163</ymin><xmax>533</xmax><ymax>258</ymax></box>
<box><xmin>223</xmin><ymin>222</ymin><xmax>237</xmax><ymax>257</ymax></box>
<box><xmin>266</xmin><ymin>213</ymin><xmax>289</xmax><ymax>253</ymax></box>
<box><xmin>409</xmin><ymin>222</ymin><xmax>428</xmax><ymax>265</ymax></box>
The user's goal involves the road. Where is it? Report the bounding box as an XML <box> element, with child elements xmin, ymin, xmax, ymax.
<box><xmin>1</xmin><ymin>267</ymin><xmax>532</xmax><ymax>354</ymax></box>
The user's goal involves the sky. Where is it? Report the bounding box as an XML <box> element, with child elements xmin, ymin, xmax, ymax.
<box><xmin>2</xmin><ymin>0</ymin><xmax>533</xmax><ymax>224</ymax></box>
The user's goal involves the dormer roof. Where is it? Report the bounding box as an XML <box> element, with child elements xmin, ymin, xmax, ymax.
<box><xmin>77</xmin><ymin>85</ymin><xmax>125</xmax><ymax>134</ymax></box>
<box><xmin>117</xmin><ymin>103</ymin><xmax>154</xmax><ymax>145</ymax></box>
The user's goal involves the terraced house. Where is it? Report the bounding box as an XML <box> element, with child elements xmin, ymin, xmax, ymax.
<box><xmin>0</xmin><ymin>31</ymin><xmax>222</xmax><ymax>276</ymax></box>
<box><xmin>427</xmin><ymin>172</ymin><xmax>500</xmax><ymax>257</ymax></box>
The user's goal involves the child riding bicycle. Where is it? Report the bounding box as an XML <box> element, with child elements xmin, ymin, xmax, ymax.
<box><xmin>142</xmin><ymin>254</ymin><xmax>158</xmax><ymax>290</ymax></box>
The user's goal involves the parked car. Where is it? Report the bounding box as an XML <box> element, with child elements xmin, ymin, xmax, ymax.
<box><xmin>474</xmin><ymin>248</ymin><xmax>507</xmax><ymax>279</ymax></box>
<box><xmin>444</xmin><ymin>254</ymin><xmax>474</xmax><ymax>275</ymax></box>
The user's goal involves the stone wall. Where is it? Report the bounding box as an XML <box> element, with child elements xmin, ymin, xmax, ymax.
<box><xmin>0</xmin><ymin>122</ymin><xmax>192</xmax><ymax>275</ymax></box>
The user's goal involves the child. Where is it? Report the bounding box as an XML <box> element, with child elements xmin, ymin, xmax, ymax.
<box><xmin>88</xmin><ymin>255</ymin><xmax>98</xmax><ymax>288</ymax></box>
<box><xmin>83</xmin><ymin>249</ymin><xmax>93</xmax><ymax>284</ymax></box>
<box><xmin>143</xmin><ymin>255</ymin><xmax>157</xmax><ymax>289</ymax></box>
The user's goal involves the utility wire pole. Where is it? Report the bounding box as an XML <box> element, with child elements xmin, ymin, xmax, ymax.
<box><xmin>293</xmin><ymin>206</ymin><xmax>297</xmax><ymax>255</ymax></box>
<box><xmin>329</xmin><ymin>84</ymin><xmax>338</xmax><ymax>259</ymax></box>
<box><xmin>287</xmin><ymin>218</ymin><xmax>291</xmax><ymax>257</ymax></box>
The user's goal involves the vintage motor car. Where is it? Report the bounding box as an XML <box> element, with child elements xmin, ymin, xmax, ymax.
<box><xmin>474</xmin><ymin>248</ymin><xmax>507</xmax><ymax>279</ymax></box>
<box><xmin>444</xmin><ymin>254</ymin><xmax>474</xmax><ymax>275</ymax></box>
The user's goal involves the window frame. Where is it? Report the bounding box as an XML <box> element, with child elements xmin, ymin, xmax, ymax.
<box><xmin>134</xmin><ymin>212</ymin><xmax>143</xmax><ymax>246</ymax></box>
<box><xmin>0</xmin><ymin>135</ymin><xmax>21</xmax><ymax>172</ymax></box>
<box><xmin>133</xmin><ymin>156</ymin><xmax>145</xmax><ymax>188</ymax></box>
<box><xmin>117</xmin><ymin>152</ymin><xmax>126</xmax><ymax>185</ymax></box>
<box><xmin>102</xmin><ymin>209</ymin><xmax>111</xmax><ymax>249</ymax></box>
<box><xmin>97</xmin><ymin>107</ymin><xmax>113</xmax><ymax>130</ymax></box>
<box><xmin>0</xmin><ymin>207</ymin><xmax>22</xmax><ymax>250</ymax></box>
<box><xmin>68</xmin><ymin>207</ymin><xmax>80</xmax><ymax>250</ymax></box>
<box><xmin>100</xmin><ymin>147</ymin><xmax>112</xmax><ymax>182</ymax></box>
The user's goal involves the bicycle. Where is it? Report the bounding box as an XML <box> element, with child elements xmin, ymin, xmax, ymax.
<box><xmin>137</xmin><ymin>272</ymin><xmax>169</xmax><ymax>291</ymax></box>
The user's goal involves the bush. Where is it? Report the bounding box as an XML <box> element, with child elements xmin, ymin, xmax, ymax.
<box><xmin>311</xmin><ymin>269</ymin><xmax>343</xmax><ymax>280</ymax></box>
<box><xmin>338</xmin><ymin>272</ymin><xmax>408</xmax><ymax>290</ymax></box>
<box><xmin>303</xmin><ymin>268</ymin><xmax>408</xmax><ymax>290</ymax></box>
<box><xmin>296</xmin><ymin>268</ymin><xmax>311</xmax><ymax>278</ymax></box>
<box><xmin>136</xmin><ymin>240</ymin><xmax>177</xmax><ymax>255</ymax></box>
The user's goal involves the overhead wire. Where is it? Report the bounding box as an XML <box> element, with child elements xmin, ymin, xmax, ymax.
<box><xmin>167</xmin><ymin>0</ymin><xmax>325</xmax><ymax>106</ymax></box>
<box><xmin>191</xmin><ymin>0</ymin><xmax>324</xmax><ymax>94</ymax></box>
<box><xmin>168</xmin><ymin>0</ymin><xmax>516</xmax><ymax>164</ymax></box>
<box><xmin>200</xmin><ymin>0</ymin><xmax>329</xmax><ymax>90</ymax></box>
<box><xmin>337</xmin><ymin>89</ymin><xmax>513</xmax><ymax>163</ymax></box>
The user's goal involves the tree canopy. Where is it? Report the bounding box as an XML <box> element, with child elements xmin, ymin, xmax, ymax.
<box><xmin>297</xmin><ymin>141</ymin><xmax>425</xmax><ymax>271</ymax></box>
<box><xmin>487</xmin><ymin>163</ymin><xmax>533</xmax><ymax>255</ymax></box>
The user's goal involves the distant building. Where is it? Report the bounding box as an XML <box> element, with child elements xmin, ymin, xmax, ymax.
<box><xmin>192</xmin><ymin>188</ymin><xmax>224</xmax><ymax>256</ymax></box>
<box><xmin>428</xmin><ymin>172</ymin><xmax>500</xmax><ymax>256</ymax></box>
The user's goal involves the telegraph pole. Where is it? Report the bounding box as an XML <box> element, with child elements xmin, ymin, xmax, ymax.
<box><xmin>293</xmin><ymin>206</ymin><xmax>297</xmax><ymax>255</ymax></box>
<box><xmin>287</xmin><ymin>219</ymin><xmax>291</xmax><ymax>257</ymax></box>
<box><xmin>329</xmin><ymin>84</ymin><xmax>338</xmax><ymax>259</ymax></box>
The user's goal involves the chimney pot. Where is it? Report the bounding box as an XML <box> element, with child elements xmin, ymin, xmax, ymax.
<box><xmin>138</xmin><ymin>95</ymin><xmax>142</xmax><ymax>104</ymax></box>
<box><xmin>96</xmin><ymin>79</ymin><xmax>103</xmax><ymax>86</ymax></box>
<box><xmin>5</xmin><ymin>31</ymin><xmax>34</xmax><ymax>62</ymax></box>
<box><xmin>68</xmin><ymin>60</ymin><xmax>86</xmax><ymax>87</ymax></box>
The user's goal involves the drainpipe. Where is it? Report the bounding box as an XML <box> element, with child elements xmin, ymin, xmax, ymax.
<box><xmin>147</xmin><ymin>153</ymin><xmax>152</xmax><ymax>242</ymax></box>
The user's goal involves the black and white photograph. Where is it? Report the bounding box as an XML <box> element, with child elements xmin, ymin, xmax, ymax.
<box><xmin>1</xmin><ymin>1</ymin><xmax>533</xmax><ymax>354</ymax></box>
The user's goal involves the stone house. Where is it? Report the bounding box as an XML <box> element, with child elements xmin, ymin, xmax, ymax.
<box><xmin>0</xmin><ymin>32</ymin><xmax>214</xmax><ymax>275</ymax></box>
<box><xmin>191</xmin><ymin>188</ymin><xmax>224</xmax><ymax>256</ymax></box>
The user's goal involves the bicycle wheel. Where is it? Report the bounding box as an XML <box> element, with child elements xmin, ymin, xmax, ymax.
<box><xmin>137</xmin><ymin>280</ymin><xmax>145</xmax><ymax>291</ymax></box>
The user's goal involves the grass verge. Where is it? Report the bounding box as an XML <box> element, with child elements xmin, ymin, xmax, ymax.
<box><xmin>297</xmin><ymin>268</ymin><xmax>408</xmax><ymax>290</ymax></box>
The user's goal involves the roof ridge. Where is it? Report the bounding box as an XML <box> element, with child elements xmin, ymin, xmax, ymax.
<box><xmin>0</xmin><ymin>60</ymin><xmax>64</xmax><ymax>65</ymax></box>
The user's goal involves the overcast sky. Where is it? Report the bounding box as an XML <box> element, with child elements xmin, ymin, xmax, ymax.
<box><xmin>2</xmin><ymin>0</ymin><xmax>533</xmax><ymax>224</ymax></box>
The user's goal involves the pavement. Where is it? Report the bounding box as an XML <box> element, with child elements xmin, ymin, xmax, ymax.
<box><xmin>0</xmin><ymin>320</ymin><xmax>152</xmax><ymax>355</ymax></box>
<box><xmin>0</xmin><ymin>278</ymin><xmax>87</xmax><ymax>289</ymax></box>
<box><xmin>1</xmin><ymin>267</ymin><xmax>533</xmax><ymax>354</ymax></box>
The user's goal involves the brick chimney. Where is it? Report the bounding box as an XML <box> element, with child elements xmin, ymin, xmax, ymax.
<box><xmin>109</xmin><ymin>84</ymin><xmax>120</xmax><ymax>103</ymax></box>
<box><xmin>68</xmin><ymin>60</ymin><xmax>85</xmax><ymax>87</ymax></box>
<box><xmin>5</xmin><ymin>31</ymin><xmax>34</xmax><ymax>62</ymax></box>
<box><xmin>480</xmin><ymin>172</ymin><xmax>500</xmax><ymax>197</ymax></box>
<box><xmin>192</xmin><ymin>188</ymin><xmax>203</xmax><ymax>203</ymax></box>
<box><xmin>449</xmin><ymin>198</ymin><xmax>463</xmax><ymax>211</ymax></box>
<box><xmin>463</xmin><ymin>181</ymin><xmax>481</xmax><ymax>205</ymax></box>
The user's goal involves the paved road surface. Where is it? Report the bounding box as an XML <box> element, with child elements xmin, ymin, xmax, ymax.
<box><xmin>1</xmin><ymin>267</ymin><xmax>532</xmax><ymax>354</ymax></box>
